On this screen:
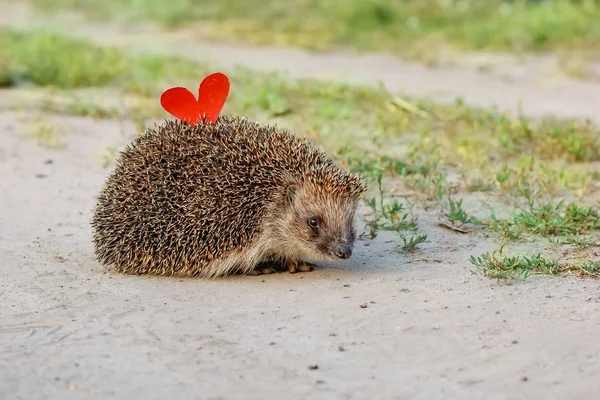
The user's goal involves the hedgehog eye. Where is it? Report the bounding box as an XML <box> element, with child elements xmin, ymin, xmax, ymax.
<box><xmin>308</xmin><ymin>217</ymin><xmax>319</xmax><ymax>228</ymax></box>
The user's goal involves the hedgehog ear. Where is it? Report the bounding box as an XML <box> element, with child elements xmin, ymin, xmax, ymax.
<box><xmin>285</xmin><ymin>184</ymin><xmax>300</xmax><ymax>208</ymax></box>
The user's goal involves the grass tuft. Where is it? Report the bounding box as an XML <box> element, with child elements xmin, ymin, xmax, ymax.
<box><xmin>363</xmin><ymin>174</ymin><xmax>417</xmax><ymax>239</ymax></box>
<box><xmin>398</xmin><ymin>234</ymin><xmax>428</xmax><ymax>253</ymax></box>
<box><xmin>514</xmin><ymin>200</ymin><xmax>600</xmax><ymax>236</ymax></box>
<box><xmin>470</xmin><ymin>250</ymin><xmax>563</xmax><ymax>280</ymax></box>
<box><xmin>444</xmin><ymin>197</ymin><xmax>482</xmax><ymax>227</ymax></box>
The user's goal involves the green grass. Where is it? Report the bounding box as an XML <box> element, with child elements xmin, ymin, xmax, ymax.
<box><xmin>363</xmin><ymin>173</ymin><xmax>418</xmax><ymax>239</ymax></box>
<box><xmin>29</xmin><ymin>0</ymin><xmax>600</xmax><ymax>57</ymax></box>
<box><xmin>0</xmin><ymin>31</ymin><xmax>126</xmax><ymax>88</ymax></box>
<box><xmin>488</xmin><ymin>187</ymin><xmax>600</xmax><ymax>238</ymax></box>
<box><xmin>0</xmin><ymin>30</ymin><xmax>201</xmax><ymax>90</ymax></box>
<box><xmin>3</xmin><ymin>27</ymin><xmax>599</xmax><ymax>163</ymax></box>
<box><xmin>470</xmin><ymin>246</ymin><xmax>599</xmax><ymax>279</ymax></box>
<box><xmin>3</xmin><ymin>27</ymin><xmax>599</xmax><ymax>175</ymax></box>
<box><xmin>513</xmin><ymin>200</ymin><xmax>600</xmax><ymax>236</ymax></box>
<box><xmin>471</xmin><ymin>250</ymin><xmax>562</xmax><ymax>279</ymax></box>
<box><xmin>2</xmin><ymin>28</ymin><xmax>600</xmax><ymax>279</ymax></box>
<box><xmin>470</xmin><ymin>250</ymin><xmax>561</xmax><ymax>279</ymax></box>
<box><xmin>443</xmin><ymin>197</ymin><xmax>483</xmax><ymax>227</ymax></box>
<box><xmin>398</xmin><ymin>234</ymin><xmax>428</xmax><ymax>253</ymax></box>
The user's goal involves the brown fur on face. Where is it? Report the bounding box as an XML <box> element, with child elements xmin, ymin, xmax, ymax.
<box><xmin>266</xmin><ymin>175</ymin><xmax>365</xmax><ymax>263</ymax></box>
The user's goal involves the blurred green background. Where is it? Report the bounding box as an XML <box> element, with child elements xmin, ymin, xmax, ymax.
<box><xmin>30</xmin><ymin>0</ymin><xmax>600</xmax><ymax>54</ymax></box>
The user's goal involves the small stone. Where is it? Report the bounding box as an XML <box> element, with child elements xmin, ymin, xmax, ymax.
<box><xmin>308</xmin><ymin>365</ymin><xmax>319</xmax><ymax>370</ymax></box>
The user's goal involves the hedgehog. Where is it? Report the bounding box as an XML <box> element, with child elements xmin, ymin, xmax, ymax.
<box><xmin>91</xmin><ymin>116</ymin><xmax>367</xmax><ymax>278</ymax></box>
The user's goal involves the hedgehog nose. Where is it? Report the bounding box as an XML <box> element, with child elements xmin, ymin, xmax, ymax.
<box><xmin>334</xmin><ymin>244</ymin><xmax>352</xmax><ymax>259</ymax></box>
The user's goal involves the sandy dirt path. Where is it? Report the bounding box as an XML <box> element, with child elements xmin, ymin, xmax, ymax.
<box><xmin>1</xmin><ymin>3</ymin><xmax>600</xmax><ymax>400</ymax></box>
<box><xmin>1</xmin><ymin>112</ymin><xmax>599</xmax><ymax>400</ymax></box>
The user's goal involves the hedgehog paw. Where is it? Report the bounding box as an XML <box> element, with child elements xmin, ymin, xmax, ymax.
<box><xmin>288</xmin><ymin>261</ymin><xmax>316</xmax><ymax>274</ymax></box>
<box><xmin>249</xmin><ymin>262</ymin><xmax>281</xmax><ymax>275</ymax></box>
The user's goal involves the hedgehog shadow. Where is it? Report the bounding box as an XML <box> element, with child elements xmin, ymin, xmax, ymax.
<box><xmin>232</xmin><ymin>238</ymin><xmax>410</xmax><ymax>280</ymax></box>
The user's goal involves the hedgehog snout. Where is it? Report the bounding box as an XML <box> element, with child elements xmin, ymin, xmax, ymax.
<box><xmin>333</xmin><ymin>244</ymin><xmax>352</xmax><ymax>259</ymax></box>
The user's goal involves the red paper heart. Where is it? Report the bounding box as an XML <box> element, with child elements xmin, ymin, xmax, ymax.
<box><xmin>160</xmin><ymin>72</ymin><xmax>230</xmax><ymax>125</ymax></box>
